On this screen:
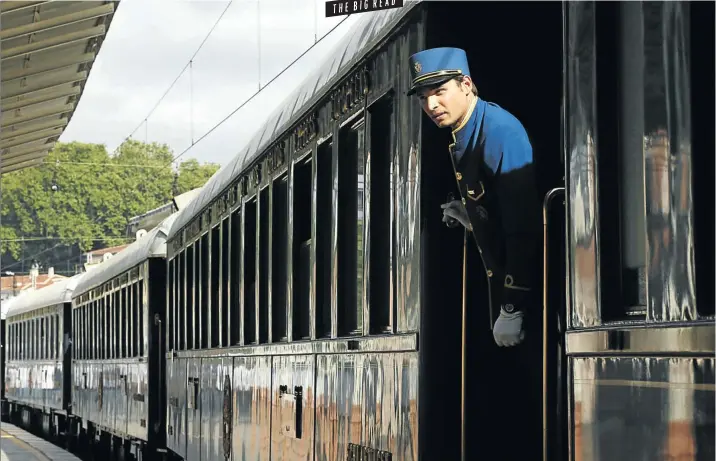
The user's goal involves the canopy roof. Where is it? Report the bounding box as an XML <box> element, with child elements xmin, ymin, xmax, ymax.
<box><xmin>1</xmin><ymin>1</ymin><xmax>118</xmax><ymax>174</ymax></box>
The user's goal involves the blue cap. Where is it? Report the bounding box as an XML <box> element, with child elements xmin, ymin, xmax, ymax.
<box><xmin>407</xmin><ymin>47</ymin><xmax>471</xmax><ymax>96</ymax></box>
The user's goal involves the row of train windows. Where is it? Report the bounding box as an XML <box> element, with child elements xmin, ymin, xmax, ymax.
<box><xmin>72</xmin><ymin>280</ymin><xmax>145</xmax><ymax>360</ymax></box>
<box><xmin>6</xmin><ymin>313</ymin><xmax>62</xmax><ymax>361</ymax></box>
<box><xmin>166</xmin><ymin>98</ymin><xmax>395</xmax><ymax>350</ymax></box>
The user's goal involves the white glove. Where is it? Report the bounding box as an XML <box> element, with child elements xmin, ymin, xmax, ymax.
<box><xmin>493</xmin><ymin>306</ymin><xmax>525</xmax><ymax>347</ymax></box>
<box><xmin>441</xmin><ymin>200</ymin><xmax>472</xmax><ymax>230</ymax></box>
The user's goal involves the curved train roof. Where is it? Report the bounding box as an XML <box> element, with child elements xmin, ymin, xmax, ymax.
<box><xmin>74</xmin><ymin>212</ymin><xmax>178</xmax><ymax>297</ymax></box>
<box><xmin>167</xmin><ymin>2</ymin><xmax>420</xmax><ymax>240</ymax></box>
<box><xmin>1</xmin><ymin>296</ymin><xmax>16</xmax><ymax>320</ymax></box>
<box><xmin>4</xmin><ymin>273</ymin><xmax>86</xmax><ymax>318</ymax></box>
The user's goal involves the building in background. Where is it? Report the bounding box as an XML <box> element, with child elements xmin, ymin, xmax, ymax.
<box><xmin>0</xmin><ymin>265</ymin><xmax>67</xmax><ymax>301</ymax></box>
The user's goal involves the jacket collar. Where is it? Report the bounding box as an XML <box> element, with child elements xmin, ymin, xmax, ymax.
<box><xmin>449</xmin><ymin>96</ymin><xmax>485</xmax><ymax>164</ymax></box>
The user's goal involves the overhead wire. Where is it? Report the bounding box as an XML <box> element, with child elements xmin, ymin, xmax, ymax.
<box><xmin>109</xmin><ymin>0</ymin><xmax>234</xmax><ymax>157</ymax></box>
<box><xmin>168</xmin><ymin>14</ymin><xmax>352</xmax><ymax>165</ymax></box>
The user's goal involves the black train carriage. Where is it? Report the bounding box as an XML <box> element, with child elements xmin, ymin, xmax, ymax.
<box><xmin>1</xmin><ymin>296</ymin><xmax>9</xmax><ymax>419</ymax></box>
<box><xmin>163</xmin><ymin>2</ymin><xmax>714</xmax><ymax>461</ymax></box>
<box><xmin>2</xmin><ymin>274</ymin><xmax>82</xmax><ymax>445</ymax></box>
<box><xmin>70</xmin><ymin>213</ymin><xmax>177</xmax><ymax>461</ymax></box>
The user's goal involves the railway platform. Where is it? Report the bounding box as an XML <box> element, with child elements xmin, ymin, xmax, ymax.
<box><xmin>0</xmin><ymin>422</ymin><xmax>80</xmax><ymax>461</ymax></box>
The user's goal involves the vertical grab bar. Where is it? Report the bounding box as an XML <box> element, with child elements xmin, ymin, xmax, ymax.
<box><xmin>460</xmin><ymin>228</ymin><xmax>468</xmax><ymax>461</ymax></box>
<box><xmin>542</xmin><ymin>187</ymin><xmax>565</xmax><ymax>461</ymax></box>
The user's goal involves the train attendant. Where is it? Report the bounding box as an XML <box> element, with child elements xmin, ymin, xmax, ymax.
<box><xmin>407</xmin><ymin>47</ymin><xmax>542</xmax><ymax>348</ymax></box>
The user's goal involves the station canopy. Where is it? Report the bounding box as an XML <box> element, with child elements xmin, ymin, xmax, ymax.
<box><xmin>1</xmin><ymin>1</ymin><xmax>118</xmax><ymax>174</ymax></box>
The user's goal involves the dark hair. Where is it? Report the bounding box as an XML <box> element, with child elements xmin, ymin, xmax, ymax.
<box><xmin>454</xmin><ymin>75</ymin><xmax>478</xmax><ymax>96</ymax></box>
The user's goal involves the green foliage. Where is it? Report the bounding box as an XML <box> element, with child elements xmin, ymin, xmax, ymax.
<box><xmin>176</xmin><ymin>158</ymin><xmax>220</xmax><ymax>194</ymax></box>
<box><xmin>0</xmin><ymin>140</ymin><xmax>219</xmax><ymax>274</ymax></box>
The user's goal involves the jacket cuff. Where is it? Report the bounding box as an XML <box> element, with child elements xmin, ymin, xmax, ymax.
<box><xmin>502</xmin><ymin>274</ymin><xmax>533</xmax><ymax>310</ymax></box>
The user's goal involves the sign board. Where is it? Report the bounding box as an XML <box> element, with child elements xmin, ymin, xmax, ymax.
<box><xmin>326</xmin><ymin>0</ymin><xmax>404</xmax><ymax>17</ymax></box>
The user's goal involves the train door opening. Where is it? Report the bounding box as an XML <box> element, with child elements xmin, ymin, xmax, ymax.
<box><xmin>420</xmin><ymin>2</ymin><xmax>565</xmax><ymax>461</ymax></box>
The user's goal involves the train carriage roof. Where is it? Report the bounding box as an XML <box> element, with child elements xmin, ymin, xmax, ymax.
<box><xmin>167</xmin><ymin>2</ymin><xmax>421</xmax><ymax>240</ymax></box>
<box><xmin>73</xmin><ymin>212</ymin><xmax>178</xmax><ymax>298</ymax></box>
<box><xmin>4</xmin><ymin>273</ymin><xmax>85</xmax><ymax>318</ymax></box>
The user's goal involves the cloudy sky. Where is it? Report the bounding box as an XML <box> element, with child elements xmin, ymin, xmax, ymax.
<box><xmin>60</xmin><ymin>0</ymin><xmax>364</xmax><ymax>167</ymax></box>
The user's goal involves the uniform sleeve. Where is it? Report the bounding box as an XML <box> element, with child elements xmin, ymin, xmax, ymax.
<box><xmin>490</xmin><ymin>129</ymin><xmax>542</xmax><ymax>310</ymax></box>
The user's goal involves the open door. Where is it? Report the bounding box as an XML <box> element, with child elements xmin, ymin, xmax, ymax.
<box><xmin>419</xmin><ymin>2</ymin><xmax>567</xmax><ymax>461</ymax></box>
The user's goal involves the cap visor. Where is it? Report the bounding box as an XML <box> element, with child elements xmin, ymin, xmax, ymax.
<box><xmin>407</xmin><ymin>75</ymin><xmax>457</xmax><ymax>96</ymax></box>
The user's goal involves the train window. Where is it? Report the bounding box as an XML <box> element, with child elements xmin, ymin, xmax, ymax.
<box><xmin>87</xmin><ymin>301</ymin><xmax>97</xmax><ymax>360</ymax></box>
<box><xmin>173</xmin><ymin>260</ymin><xmax>178</xmax><ymax>351</ymax></box>
<box><xmin>244</xmin><ymin>198</ymin><xmax>257</xmax><ymax>344</ymax></box>
<box><xmin>39</xmin><ymin>317</ymin><xmax>43</xmax><ymax>359</ymax></box>
<box><xmin>201</xmin><ymin>233</ymin><xmax>210</xmax><ymax>348</ymax></box>
<box><xmin>122</xmin><ymin>287</ymin><xmax>128</xmax><ymax>358</ymax></box>
<box><xmin>272</xmin><ymin>174</ymin><xmax>289</xmax><ymax>342</ymax></box>
<box><xmin>139</xmin><ymin>280</ymin><xmax>145</xmax><ymax>356</ymax></box>
<box><xmin>104</xmin><ymin>296</ymin><xmax>110</xmax><ymax>359</ymax></box>
<box><xmin>86</xmin><ymin>306</ymin><xmax>90</xmax><ymax>360</ymax></box>
<box><xmin>315</xmin><ymin>139</ymin><xmax>333</xmax><ymax>338</ymax></box>
<box><xmin>86</xmin><ymin>305</ymin><xmax>91</xmax><ymax>359</ymax></box>
<box><xmin>75</xmin><ymin>313</ymin><xmax>78</xmax><ymax>359</ymax></box>
<box><xmin>168</xmin><ymin>260</ymin><xmax>174</xmax><ymax>351</ymax></box>
<box><xmin>26</xmin><ymin>320</ymin><xmax>30</xmax><ymax>359</ymax></box>
<box><xmin>108</xmin><ymin>297</ymin><xmax>112</xmax><ymax>359</ymax></box>
<box><xmin>594</xmin><ymin>2</ymin><xmax>700</xmax><ymax>321</ymax></box>
<box><xmin>594</xmin><ymin>2</ymin><xmax>646</xmax><ymax>320</ymax></box>
<box><xmin>111</xmin><ymin>292</ymin><xmax>116</xmax><ymax>358</ymax></box>
<box><xmin>258</xmin><ymin>187</ymin><xmax>270</xmax><ymax>344</ymax></box>
<box><xmin>221</xmin><ymin>217</ymin><xmax>230</xmax><ymax>347</ymax></box>
<box><xmin>51</xmin><ymin>315</ymin><xmax>54</xmax><ymax>359</ymax></box>
<box><xmin>83</xmin><ymin>308</ymin><xmax>87</xmax><ymax>359</ymax></box>
<box><xmin>46</xmin><ymin>316</ymin><xmax>51</xmax><ymax>360</ymax></box>
<box><xmin>691</xmin><ymin>2</ymin><xmax>715</xmax><ymax>317</ymax></box>
<box><xmin>74</xmin><ymin>312</ymin><xmax>78</xmax><ymax>359</ymax></box>
<box><xmin>71</xmin><ymin>313</ymin><xmax>75</xmax><ymax>360</ymax></box>
<box><xmin>129</xmin><ymin>287</ymin><xmax>133</xmax><ymax>356</ymax></box>
<box><xmin>173</xmin><ymin>259</ymin><xmax>179</xmax><ymax>350</ymax></box>
<box><xmin>337</xmin><ymin>117</ymin><xmax>365</xmax><ymax>336</ymax></box>
<box><xmin>105</xmin><ymin>298</ymin><xmax>110</xmax><ymax>358</ymax></box>
<box><xmin>88</xmin><ymin>301</ymin><xmax>98</xmax><ymax>360</ymax></box>
<box><xmin>367</xmin><ymin>96</ymin><xmax>394</xmax><ymax>333</ymax></box>
<box><xmin>57</xmin><ymin>312</ymin><xmax>61</xmax><ymax>359</ymax></box>
<box><xmin>54</xmin><ymin>313</ymin><xmax>59</xmax><ymax>359</ymax></box>
<box><xmin>178</xmin><ymin>253</ymin><xmax>186</xmax><ymax>350</ymax></box>
<box><xmin>187</xmin><ymin>244</ymin><xmax>196</xmax><ymax>349</ymax></box>
<box><xmin>211</xmin><ymin>226</ymin><xmax>220</xmax><ymax>348</ymax></box>
<box><xmin>97</xmin><ymin>300</ymin><xmax>102</xmax><ymax>359</ymax></box>
<box><xmin>133</xmin><ymin>282</ymin><xmax>139</xmax><ymax>355</ymax></box>
<box><xmin>230</xmin><ymin>208</ymin><xmax>241</xmax><ymax>346</ymax></box>
<box><xmin>115</xmin><ymin>294</ymin><xmax>118</xmax><ymax>357</ymax></box>
<box><xmin>38</xmin><ymin>317</ymin><xmax>43</xmax><ymax>359</ymax></box>
<box><xmin>293</xmin><ymin>154</ymin><xmax>312</xmax><ymax>340</ymax></box>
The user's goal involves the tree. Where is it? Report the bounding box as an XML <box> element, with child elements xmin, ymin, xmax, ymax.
<box><xmin>176</xmin><ymin>158</ymin><xmax>220</xmax><ymax>195</ymax></box>
<box><xmin>0</xmin><ymin>140</ymin><xmax>219</xmax><ymax>275</ymax></box>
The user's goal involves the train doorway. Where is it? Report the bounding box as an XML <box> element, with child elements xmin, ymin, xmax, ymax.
<box><xmin>419</xmin><ymin>2</ymin><xmax>565</xmax><ymax>461</ymax></box>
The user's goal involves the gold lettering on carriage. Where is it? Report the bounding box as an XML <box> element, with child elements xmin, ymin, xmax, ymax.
<box><xmin>326</xmin><ymin>0</ymin><xmax>403</xmax><ymax>18</ymax></box>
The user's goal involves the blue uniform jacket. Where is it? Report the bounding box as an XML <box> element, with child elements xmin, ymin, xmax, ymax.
<box><xmin>448</xmin><ymin>97</ymin><xmax>542</xmax><ymax>313</ymax></box>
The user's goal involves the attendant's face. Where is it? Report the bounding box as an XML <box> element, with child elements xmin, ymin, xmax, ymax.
<box><xmin>417</xmin><ymin>77</ymin><xmax>473</xmax><ymax>129</ymax></box>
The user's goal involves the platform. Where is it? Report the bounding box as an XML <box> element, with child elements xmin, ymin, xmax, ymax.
<box><xmin>0</xmin><ymin>422</ymin><xmax>80</xmax><ymax>461</ymax></box>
